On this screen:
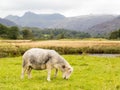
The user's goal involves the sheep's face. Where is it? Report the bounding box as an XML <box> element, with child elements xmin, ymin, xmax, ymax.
<box><xmin>61</xmin><ymin>65</ymin><xmax>73</xmax><ymax>79</ymax></box>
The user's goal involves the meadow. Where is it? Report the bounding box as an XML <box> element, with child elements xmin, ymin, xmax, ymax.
<box><xmin>0</xmin><ymin>55</ymin><xmax>120</xmax><ymax>90</ymax></box>
<box><xmin>0</xmin><ymin>39</ymin><xmax>120</xmax><ymax>57</ymax></box>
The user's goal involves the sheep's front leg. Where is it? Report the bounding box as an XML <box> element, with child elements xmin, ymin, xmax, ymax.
<box><xmin>46</xmin><ymin>63</ymin><xmax>51</xmax><ymax>81</ymax></box>
<box><xmin>47</xmin><ymin>69</ymin><xmax>51</xmax><ymax>81</ymax></box>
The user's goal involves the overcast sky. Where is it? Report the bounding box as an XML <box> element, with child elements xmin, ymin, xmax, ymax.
<box><xmin>0</xmin><ymin>0</ymin><xmax>120</xmax><ymax>18</ymax></box>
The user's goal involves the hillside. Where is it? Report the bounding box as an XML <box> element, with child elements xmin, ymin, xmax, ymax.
<box><xmin>49</xmin><ymin>15</ymin><xmax>116</xmax><ymax>32</ymax></box>
<box><xmin>0</xmin><ymin>18</ymin><xmax>16</xmax><ymax>26</ymax></box>
<box><xmin>87</xmin><ymin>16</ymin><xmax>120</xmax><ymax>36</ymax></box>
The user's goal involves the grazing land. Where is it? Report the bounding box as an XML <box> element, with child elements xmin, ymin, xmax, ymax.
<box><xmin>0</xmin><ymin>55</ymin><xmax>120</xmax><ymax>90</ymax></box>
<box><xmin>0</xmin><ymin>39</ymin><xmax>120</xmax><ymax>57</ymax></box>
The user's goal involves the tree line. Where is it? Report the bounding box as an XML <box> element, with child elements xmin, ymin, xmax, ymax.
<box><xmin>0</xmin><ymin>24</ymin><xmax>91</xmax><ymax>40</ymax></box>
<box><xmin>23</xmin><ymin>28</ymin><xmax>91</xmax><ymax>40</ymax></box>
<box><xmin>0</xmin><ymin>23</ymin><xmax>119</xmax><ymax>40</ymax></box>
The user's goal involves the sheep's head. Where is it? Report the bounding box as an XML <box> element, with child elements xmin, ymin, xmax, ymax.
<box><xmin>61</xmin><ymin>65</ymin><xmax>73</xmax><ymax>79</ymax></box>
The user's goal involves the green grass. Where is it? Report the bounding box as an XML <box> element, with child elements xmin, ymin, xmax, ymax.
<box><xmin>0</xmin><ymin>55</ymin><xmax>120</xmax><ymax>90</ymax></box>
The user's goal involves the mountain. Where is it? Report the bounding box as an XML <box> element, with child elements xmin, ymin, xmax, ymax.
<box><xmin>87</xmin><ymin>16</ymin><xmax>120</xmax><ymax>36</ymax></box>
<box><xmin>5</xmin><ymin>12</ymin><xmax>115</xmax><ymax>31</ymax></box>
<box><xmin>0</xmin><ymin>18</ymin><xmax>16</xmax><ymax>26</ymax></box>
<box><xmin>49</xmin><ymin>15</ymin><xmax>116</xmax><ymax>32</ymax></box>
<box><xmin>5</xmin><ymin>12</ymin><xmax>118</xmax><ymax>37</ymax></box>
<box><xmin>5</xmin><ymin>11</ymin><xmax>65</xmax><ymax>28</ymax></box>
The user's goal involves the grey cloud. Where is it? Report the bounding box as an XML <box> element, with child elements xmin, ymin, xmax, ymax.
<box><xmin>0</xmin><ymin>0</ymin><xmax>120</xmax><ymax>17</ymax></box>
<box><xmin>0</xmin><ymin>0</ymin><xmax>80</xmax><ymax>11</ymax></box>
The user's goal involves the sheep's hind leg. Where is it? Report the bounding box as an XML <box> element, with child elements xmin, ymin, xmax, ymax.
<box><xmin>21</xmin><ymin>67</ymin><xmax>27</xmax><ymax>79</ymax></box>
<box><xmin>54</xmin><ymin>69</ymin><xmax>58</xmax><ymax>78</ymax></box>
<box><xmin>27</xmin><ymin>66</ymin><xmax>32</xmax><ymax>79</ymax></box>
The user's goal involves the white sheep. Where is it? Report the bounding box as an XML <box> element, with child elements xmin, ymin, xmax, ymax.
<box><xmin>21</xmin><ymin>48</ymin><xmax>73</xmax><ymax>81</ymax></box>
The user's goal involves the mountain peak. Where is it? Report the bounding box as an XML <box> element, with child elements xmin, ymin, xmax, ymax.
<box><xmin>23</xmin><ymin>11</ymin><xmax>38</xmax><ymax>18</ymax></box>
<box><xmin>24</xmin><ymin>11</ymin><xmax>36</xmax><ymax>16</ymax></box>
<box><xmin>5</xmin><ymin>11</ymin><xmax>66</xmax><ymax>28</ymax></box>
<box><xmin>22</xmin><ymin>11</ymin><xmax>65</xmax><ymax>19</ymax></box>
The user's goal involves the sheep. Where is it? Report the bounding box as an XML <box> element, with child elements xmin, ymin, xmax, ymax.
<box><xmin>21</xmin><ymin>48</ymin><xmax>73</xmax><ymax>81</ymax></box>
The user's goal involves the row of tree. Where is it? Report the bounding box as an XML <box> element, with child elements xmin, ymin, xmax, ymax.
<box><xmin>22</xmin><ymin>28</ymin><xmax>91</xmax><ymax>39</ymax></box>
<box><xmin>0</xmin><ymin>23</ymin><xmax>119</xmax><ymax>40</ymax></box>
<box><xmin>0</xmin><ymin>24</ymin><xmax>91</xmax><ymax>40</ymax></box>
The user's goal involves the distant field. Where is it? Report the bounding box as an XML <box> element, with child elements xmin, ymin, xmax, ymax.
<box><xmin>0</xmin><ymin>40</ymin><xmax>120</xmax><ymax>57</ymax></box>
<box><xmin>1</xmin><ymin>39</ymin><xmax>120</xmax><ymax>48</ymax></box>
<box><xmin>0</xmin><ymin>55</ymin><xmax>120</xmax><ymax>90</ymax></box>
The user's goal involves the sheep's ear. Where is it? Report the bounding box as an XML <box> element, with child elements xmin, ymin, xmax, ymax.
<box><xmin>62</xmin><ymin>65</ymin><xmax>66</xmax><ymax>69</ymax></box>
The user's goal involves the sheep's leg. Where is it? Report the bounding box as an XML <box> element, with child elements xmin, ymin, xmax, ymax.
<box><xmin>46</xmin><ymin>63</ymin><xmax>51</xmax><ymax>81</ymax></box>
<box><xmin>47</xmin><ymin>69</ymin><xmax>51</xmax><ymax>81</ymax></box>
<box><xmin>27</xmin><ymin>66</ymin><xmax>32</xmax><ymax>79</ymax></box>
<box><xmin>54</xmin><ymin>69</ymin><xmax>58</xmax><ymax>77</ymax></box>
<box><xmin>21</xmin><ymin>67</ymin><xmax>27</xmax><ymax>79</ymax></box>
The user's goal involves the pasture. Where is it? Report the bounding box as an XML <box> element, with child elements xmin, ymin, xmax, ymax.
<box><xmin>0</xmin><ymin>55</ymin><xmax>120</xmax><ymax>90</ymax></box>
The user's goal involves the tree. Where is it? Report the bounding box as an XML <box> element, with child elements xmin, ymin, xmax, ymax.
<box><xmin>0</xmin><ymin>24</ymin><xmax>8</xmax><ymax>38</ymax></box>
<box><xmin>22</xmin><ymin>29</ymin><xmax>33</xmax><ymax>39</ymax></box>
<box><xmin>7</xmin><ymin>26</ymin><xmax>20</xmax><ymax>39</ymax></box>
<box><xmin>49</xmin><ymin>33</ymin><xmax>54</xmax><ymax>39</ymax></box>
<box><xmin>109</xmin><ymin>29</ymin><xmax>120</xmax><ymax>39</ymax></box>
<box><xmin>56</xmin><ymin>33</ymin><xmax>65</xmax><ymax>39</ymax></box>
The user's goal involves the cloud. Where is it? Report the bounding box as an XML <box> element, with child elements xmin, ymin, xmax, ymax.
<box><xmin>0</xmin><ymin>0</ymin><xmax>78</xmax><ymax>11</ymax></box>
<box><xmin>0</xmin><ymin>0</ymin><xmax>120</xmax><ymax>17</ymax></box>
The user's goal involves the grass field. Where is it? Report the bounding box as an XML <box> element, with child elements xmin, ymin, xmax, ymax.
<box><xmin>0</xmin><ymin>55</ymin><xmax>120</xmax><ymax>90</ymax></box>
<box><xmin>0</xmin><ymin>40</ymin><xmax>120</xmax><ymax>57</ymax></box>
